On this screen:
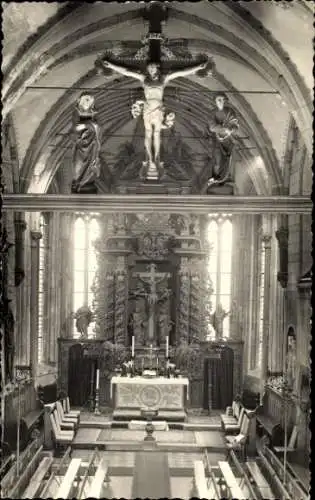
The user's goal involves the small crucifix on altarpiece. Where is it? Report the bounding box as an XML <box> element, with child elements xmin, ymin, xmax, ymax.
<box><xmin>95</xmin><ymin>3</ymin><xmax>213</xmax><ymax>181</ymax></box>
<box><xmin>130</xmin><ymin>263</ymin><xmax>171</xmax><ymax>347</ymax></box>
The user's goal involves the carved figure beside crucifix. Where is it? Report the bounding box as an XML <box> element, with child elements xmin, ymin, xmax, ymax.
<box><xmin>130</xmin><ymin>263</ymin><xmax>171</xmax><ymax>346</ymax></box>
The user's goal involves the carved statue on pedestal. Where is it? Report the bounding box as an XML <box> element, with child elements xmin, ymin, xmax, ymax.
<box><xmin>211</xmin><ymin>303</ymin><xmax>229</xmax><ymax>339</ymax></box>
<box><xmin>74</xmin><ymin>305</ymin><xmax>93</xmax><ymax>338</ymax></box>
<box><xmin>71</xmin><ymin>94</ymin><xmax>101</xmax><ymax>193</ymax></box>
<box><xmin>205</xmin><ymin>93</ymin><xmax>239</xmax><ymax>187</ymax></box>
<box><xmin>133</xmin><ymin>303</ymin><xmax>147</xmax><ymax>346</ymax></box>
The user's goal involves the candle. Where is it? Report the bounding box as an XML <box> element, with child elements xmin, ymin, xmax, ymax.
<box><xmin>131</xmin><ymin>336</ymin><xmax>135</xmax><ymax>357</ymax></box>
<box><xmin>165</xmin><ymin>336</ymin><xmax>169</xmax><ymax>358</ymax></box>
<box><xmin>142</xmin><ymin>359</ymin><xmax>144</xmax><ymax>372</ymax></box>
<box><xmin>96</xmin><ymin>368</ymin><xmax>100</xmax><ymax>390</ymax></box>
<box><xmin>157</xmin><ymin>357</ymin><xmax>159</xmax><ymax>369</ymax></box>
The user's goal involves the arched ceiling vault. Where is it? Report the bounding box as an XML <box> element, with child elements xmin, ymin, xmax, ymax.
<box><xmin>3</xmin><ymin>1</ymin><xmax>313</xmax><ymax>196</ymax></box>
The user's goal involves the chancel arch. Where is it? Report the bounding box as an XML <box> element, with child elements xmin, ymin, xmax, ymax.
<box><xmin>1</xmin><ymin>2</ymin><xmax>311</xmax><ymax>498</ymax></box>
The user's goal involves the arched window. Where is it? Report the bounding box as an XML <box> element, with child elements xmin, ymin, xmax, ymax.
<box><xmin>73</xmin><ymin>214</ymin><xmax>100</xmax><ymax>338</ymax></box>
<box><xmin>38</xmin><ymin>213</ymin><xmax>48</xmax><ymax>363</ymax></box>
<box><xmin>207</xmin><ymin>215</ymin><xmax>233</xmax><ymax>338</ymax></box>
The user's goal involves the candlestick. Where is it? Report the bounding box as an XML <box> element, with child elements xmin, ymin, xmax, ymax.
<box><xmin>132</xmin><ymin>336</ymin><xmax>135</xmax><ymax>357</ymax></box>
<box><xmin>94</xmin><ymin>387</ymin><xmax>101</xmax><ymax>415</ymax></box>
<box><xmin>96</xmin><ymin>368</ymin><xmax>100</xmax><ymax>390</ymax></box>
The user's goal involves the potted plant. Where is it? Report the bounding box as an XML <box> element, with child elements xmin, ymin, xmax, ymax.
<box><xmin>174</xmin><ymin>340</ymin><xmax>201</xmax><ymax>375</ymax></box>
<box><xmin>101</xmin><ymin>341</ymin><xmax>128</xmax><ymax>377</ymax></box>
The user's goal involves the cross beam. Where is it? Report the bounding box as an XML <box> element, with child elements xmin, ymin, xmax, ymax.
<box><xmin>1</xmin><ymin>194</ymin><xmax>312</xmax><ymax>213</ymax></box>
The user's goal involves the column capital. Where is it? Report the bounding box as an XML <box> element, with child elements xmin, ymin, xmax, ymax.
<box><xmin>262</xmin><ymin>234</ymin><xmax>272</xmax><ymax>248</ymax></box>
<box><xmin>30</xmin><ymin>230</ymin><xmax>42</xmax><ymax>241</ymax></box>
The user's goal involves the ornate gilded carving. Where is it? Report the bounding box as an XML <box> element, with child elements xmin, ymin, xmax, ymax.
<box><xmin>177</xmin><ymin>259</ymin><xmax>190</xmax><ymax>343</ymax></box>
<box><xmin>131</xmin><ymin>263</ymin><xmax>171</xmax><ymax>346</ymax></box>
<box><xmin>114</xmin><ymin>268</ymin><xmax>128</xmax><ymax>345</ymax></box>
<box><xmin>137</xmin><ymin>231</ymin><xmax>170</xmax><ymax>259</ymax></box>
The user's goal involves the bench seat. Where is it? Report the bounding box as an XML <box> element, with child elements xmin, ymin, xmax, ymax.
<box><xmin>87</xmin><ymin>457</ymin><xmax>108</xmax><ymax>498</ymax></box>
<box><xmin>218</xmin><ymin>461</ymin><xmax>246</xmax><ymax>499</ymax></box>
<box><xmin>246</xmin><ymin>460</ymin><xmax>274</xmax><ymax>499</ymax></box>
<box><xmin>22</xmin><ymin>456</ymin><xmax>53</xmax><ymax>499</ymax></box>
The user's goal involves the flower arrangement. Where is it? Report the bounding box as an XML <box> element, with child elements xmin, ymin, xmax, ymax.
<box><xmin>174</xmin><ymin>340</ymin><xmax>201</xmax><ymax>374</ymax></box>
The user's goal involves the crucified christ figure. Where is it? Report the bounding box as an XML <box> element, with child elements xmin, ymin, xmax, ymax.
<box><xmin>97</xmin><ymin>59</ymin><xmax>208</xmax><ymax>178</ymax></box>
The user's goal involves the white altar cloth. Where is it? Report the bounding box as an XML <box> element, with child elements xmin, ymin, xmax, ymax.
<box><xmin>110</xmin><ymin>376</ymin><xmax>189</xmax><ymax>411</ymax></box>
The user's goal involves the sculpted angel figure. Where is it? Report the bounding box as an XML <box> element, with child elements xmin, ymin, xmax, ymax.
<box><xmin>96</xmin><ymin>58</ymin><xmax>208</xmax><ymax>178</ymax></box>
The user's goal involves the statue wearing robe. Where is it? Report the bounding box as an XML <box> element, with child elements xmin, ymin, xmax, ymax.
<box><xmin>72</xmin><ymin>94</ymin><xmax>101</xmax><ymax>193</ymax></box>
<box><xmin>205</xmin><ymin>93</ymin><xmax>239</xmax><ymax>185</ymax></box>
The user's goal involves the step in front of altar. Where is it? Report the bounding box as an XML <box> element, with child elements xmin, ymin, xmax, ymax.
<box><xmin>72</xmin><ymin>428</ymin><xmax>226</xmax><ymax>453</ymax></box>
<box><xmin>112</xmin><ymin>408</ymin><xmax>187</xmax><ymax>422</ymax></box>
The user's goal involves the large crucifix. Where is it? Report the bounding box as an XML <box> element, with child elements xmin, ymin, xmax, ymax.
<box><xmin>133</xmin><ymin>263</ymin><xmax>171</xmax><ymax>345</ymax></box>
<box><xmin>95</xmin><ymin>2</ymin><xmax>211</xmax><ymax>181</ymax></box>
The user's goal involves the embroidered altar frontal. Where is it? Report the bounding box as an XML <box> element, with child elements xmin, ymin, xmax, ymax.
<box><xmin>111</xmin><ymin>376</ymin><xmax>189</xmax><ymax>410</ymax></box>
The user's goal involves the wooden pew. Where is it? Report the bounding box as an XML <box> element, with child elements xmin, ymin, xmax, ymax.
<box><xmin>53</xmin><ymin>409</ymin><xmax>75</xmax><ymax>431</ymax></box>
<box><xmin>257</xmin><ymin>450</ymin><xmax>291</xmax><ymax>499</ymax></box>
<box><xmin>22</xmin><ymin>456</ymin><xmax>53</xmax><ymax>499</ymax></box>
<box><xmin>256</xmin><ymin>388</ymin><xmax>285</xmax><ymax>446</ymax></box>
<box><xmin>263</xmin><ymin>447</ymin><xmax>309</xmax><ymax>500</ymax></box>
<box><xmin>56</xmin><ymin>458</ymin><xmax>82</xmax><ymax>499</ymax></box>
<box><xmin>56</xmin><ymin>401</ymin><xmax>78</xmax><ymax>426</ymax></box>
<box><xmin>194</xmin><ymin>460</ymin><xmax>211</xmax><ymax>499</ymax></box>
<box><xmin>220</xmin><ymin>400</ymin><xmax>241</xmax><ymax>427</ymax></box>
<box><xmin>246</xmin><ymin>460</ymin><xmax>275</xmax><ymax>499</ymax></box>
<box><xmin>41</xmin><ymin>446</ymin><xmax>71</xmax><ymax>498</ymax></box>
<box><xmin>218</xmin><ymin>461</ymin><xmax>246</xmax><ymax>499</ymax></box>
<box><xmin>222</xmin><ymin>406</ymin><xmax>246</xmax><ymax>433</ymax></box>
<box><xmin>273</xmin><ymin>425</ymin><xmax>298</xmax><ymax>454</ymax></box>
<box><xmin>64</xmin><ymin>397</ymin><xmax>81</xmax><ymax>418</ymax></box>
<box><xmin>228</xmin><ymin>450</ymin><xmax>257</xmax><ymax>499</ymax></box>
<box><xmin>6</xmin><ymin>445</ymin><xmax>44</xmax><ymax>499</ymax></box>
<box><xmin>49</xmin><ymin>412</ymin><xmax>74</xmax><ymax>449</ymax></box>
<box><xmin>203</xmin><ymin>450</ymin><xmax>221</xmax><ymax>500</ymax></box>
<box><xmin>87</xmin><ymin>457</ymin><xmax>109</xmax><ymax>498</ymax></box>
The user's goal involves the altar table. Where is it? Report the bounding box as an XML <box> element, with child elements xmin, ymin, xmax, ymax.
<box><xmin>110</xmin><ymin>376</ymin><xmax>189</xmax><ymax>411</ymax></box>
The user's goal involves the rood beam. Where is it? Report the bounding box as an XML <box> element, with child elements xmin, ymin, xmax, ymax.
<box><xmin>1</xmin><ymin>194</ymin><xmax>312</xmax><ymax>214</ymax></box>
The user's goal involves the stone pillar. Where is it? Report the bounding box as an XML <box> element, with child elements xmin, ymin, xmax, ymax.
<box><xmin>269</xmin><ymin>216</ymin><xmax>286</xmax><ymax>373</ymax></box>
<box><xmin>60</xmin><ymin>213</ymin><xmax>74</xmax><ymax>338</ymax></box>
<box><xmin>19</xmin><ymin>215</ymin><xmax>32</xmax><ymax>366</ymax></box>
<box><xmin>30</xmin><ymin>230</ymin><xmax>42</xmax><ymax>377</ymax></box>
<box><xmin>260</xmin><ymin>234</ymin><xmax>272</xmax><ymax>403</ymax></box>
<box><xmin>14</xmin><ymin>214</ymin><xmax>27</xmax><ymax>287</ymax></box>
<box><xmin>15</xmin><ymin>216</ymin><xmax>27</xmax><ymax>365</ymax></box>
<box><xmin>177</xmin><ymin>258</ymin><xmax>190</xmax><ymax>343</ymax></box>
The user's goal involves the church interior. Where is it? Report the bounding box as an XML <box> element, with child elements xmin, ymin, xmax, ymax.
<box><xmin>1</xmin><ymin>1</ymin><xmax>312</xmax><ymax>498</ymax></box>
